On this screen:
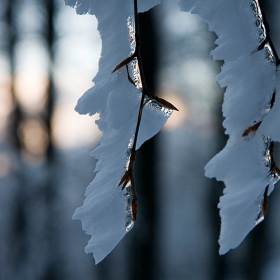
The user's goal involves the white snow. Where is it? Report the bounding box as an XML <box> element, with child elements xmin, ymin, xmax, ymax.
<box><xmin>179</xmin><ymin>0</ymin><xmax>280</xmax><ymax>254</ymax></box>
<box><xmin>64</xmin><ymin>0</ymin><xmax>173</xmax><ymax>263</ymax></box>
<box><xmin>65</xmin><ymin>0</ymin><xmax>280</xmax><ymax>261</ymax></box>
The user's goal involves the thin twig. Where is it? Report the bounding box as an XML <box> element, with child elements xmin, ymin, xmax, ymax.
<box><xmin>258</xmin><ymin>0</ymin><xmax>280</xmax><ymax>65</ymax></box>
<box><xmin>131</xmin><ymin>0</ymin><xmax>148</xmax><ymax>152</ymax></box>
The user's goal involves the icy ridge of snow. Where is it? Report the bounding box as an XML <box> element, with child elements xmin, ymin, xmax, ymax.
<box><xmin>64</xmin><ymin>0</ymin><xmax>171</xmax><ymax>263</ymax></box>
<box><xmin>179</xmin><ymin>0</ymin><xmax>279</xmax><ymax>253</ymax></box>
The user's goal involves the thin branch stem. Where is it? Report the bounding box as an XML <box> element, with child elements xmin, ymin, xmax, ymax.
<box><xmin>258</xmin><ymin>0</ymin><xmax>280</xmax><ymax>65</ymax></box>
<box><xmin>131</xmin><ymin>0</ymin><xmax>149</xmax><ymax>152</ymax></box>
<box><xmin>118</xmin><ymin>0</ymin><xmax>151</xmax><ymax>223</ymax></box>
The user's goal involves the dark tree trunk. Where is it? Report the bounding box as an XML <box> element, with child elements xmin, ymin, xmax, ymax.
<box><xmin>6</xmin><ymin>0</ymin><xmax>28</xmax><ymax>273</ymax></box>
<box><xmin>128</xmin><ymin>7</ymin><xmax>160</xmax><ymax>280</ymax></box>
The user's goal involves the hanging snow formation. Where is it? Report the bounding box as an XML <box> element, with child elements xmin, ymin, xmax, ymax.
<box><xmin>65</xmin><ymin>0</ymin><xmax>280</xmax><ymax>262</ymax></box>
<box><xmin>179</xmin><ymin>0</ymin><xmax>280</xmax><ymax>254</ymax></box>
<box><xmin>64</xmin><ymin>0</ymin><xmax>174</xmax><ymax>264</ymax></box>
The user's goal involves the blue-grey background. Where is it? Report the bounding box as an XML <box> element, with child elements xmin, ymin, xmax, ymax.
<box><xmin>0</xmin><ymin>0</ymin><xmax>280</xmax><ymax>279</ymax></box>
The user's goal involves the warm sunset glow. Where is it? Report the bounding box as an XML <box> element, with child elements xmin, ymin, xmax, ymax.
<box><xmin>14</xmin><ymin>71</ymin><xmax>49</xmax><ymax>114</ymax></box>
<box><xmin>52</xmin><ymin>102</ymin><xmax>101</xmax><ymax>149</ymax></box>
<box><xmin>158</xmin><ymin>90</ymin><xmax>188</xmax><ymax>130</ymax></box>
<box><xmin>0</xmin><ymin>73</ymin><xmax>13</xmax><ymax>139</ymax></box>
<box><xmin>19</xmin><ymin>118</ymin><xmax>49</xmax><ymax>161</ymax></box>
<box><xmin>0</xmin><ymin>152</ymin><xmax>12</xmax><ymax>178</ymax></box>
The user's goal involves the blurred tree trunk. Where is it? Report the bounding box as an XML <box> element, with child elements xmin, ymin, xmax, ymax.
<box><xmin>7</xmin><ymin>0</ymin><xmax>21</xmax><ymax>150</ymax></box>
<box><xmin>208</xmin><ymin>91</ymin><xmax>228</xmax><ymax>280</ymax></box>
<box><xmin>6</xmin><ymin>0</ymin><xmax>28</xmax><ymax>275</ymax></box>
<box><xmin>4</xmin><ymin>0</ymin><xmax>60</xmax><ymax>279</ymax></box>
<box><xmin>42</xmin><ymin>1</ymin><xmax>61</xmax><ymax>279</ymax></box>
<box><xmin>128</xmin><ymin>7</ymin><xmax>160</xmax><ymax>280</ymax></box>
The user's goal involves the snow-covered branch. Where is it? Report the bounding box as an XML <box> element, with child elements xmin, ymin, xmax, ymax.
<box><xmin>65</xmin><ymin>0</ymin><xmax>280</xmax><ymax>261</ymax></box>
<box><xmin>179</xmin><ymin>0</ymin><xmax>280</xmax><ymax>254</ymax></box>
<box><xmin>64</xmin><ymin>0</ymin><xmax>176</xmax><ymax>263</ymax></box>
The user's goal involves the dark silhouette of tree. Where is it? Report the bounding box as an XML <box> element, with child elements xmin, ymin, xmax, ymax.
<box><xmin>129</xmin><ymin>7</ymin><xmax>160</xmax><ymax>280</ymax></box>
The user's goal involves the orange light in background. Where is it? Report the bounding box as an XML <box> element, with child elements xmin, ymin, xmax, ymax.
<box><xmin>13</xmin><ymin>39</ymin><xmax>50</xmax><ymax>116</ymax></box>
<box><xmin>51</xmin><ymin>7</ymin><xmax>102</xmax><ymax>150</ymax></box>
<box><xmin>10</xmin><ymin>40</ymin><xmax>51</xmax><ymax>164</ymax></box>
<box><xmin>0</xmin><ymin>152</ymin><xmax>12</xmax><ymax>178</ymax></box>
<box><xmin>157</xmin><ymin>90</ymin><xmax>188</xmax><ymax>130</ymax></box>
<box><xmin>0</xmin><ymin>72</ymin><xmax>13</xmax><ymax>140</ymax></box>
<box><xmin>18</xmin><ymin>118</ymin><xmax>49</xmax><ymax>163</ymax></box>
<box><xmin>52</xmin><ymin>102</ymin><xmax>101</xmax><ymax>149</ymax></box>
<box><xmin>14</xmin><ymin>71</ymin><xmax>49</xmax><ymax>115</ymax></box>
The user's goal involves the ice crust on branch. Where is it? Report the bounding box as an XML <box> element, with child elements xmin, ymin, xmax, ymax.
<box><xmin>64</xmin><ymin>0</ymin><xmax>172</xmax><ymax>264</ymax></box>
<box><xmin>179</xmin><ymin>0</ymin><xmax>280</xmax><ymax>254</ymax></box>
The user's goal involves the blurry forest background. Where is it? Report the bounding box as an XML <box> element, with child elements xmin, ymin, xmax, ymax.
<box><xmin>1</xmin><ymin>0</ymin><xmax>280</xmax><ymax>279</ymax></box>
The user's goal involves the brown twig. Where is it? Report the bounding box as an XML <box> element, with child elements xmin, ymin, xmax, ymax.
<box><xmin>114</xmin><ymin>0</ymin><xmax>177</xmax><ymax>223</ymax></box>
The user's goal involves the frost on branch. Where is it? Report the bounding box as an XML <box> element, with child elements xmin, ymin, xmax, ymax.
<box><xmin>179</xmin><ymin>0</ymin><xmax>280</xmax><ymax>254</ymax></box>
<box><xmin>64</xmin><ymin>0</ymin><xmax>175</xmax><ymax>264</ymax></box>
